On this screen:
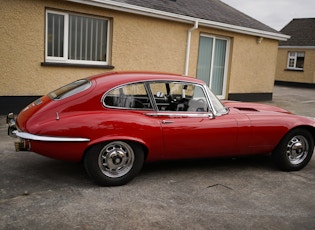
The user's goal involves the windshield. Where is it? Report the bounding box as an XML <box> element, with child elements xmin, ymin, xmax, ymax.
<box><xmin>48</xmin><ymin>79</ymin><xmax>91</xmax><ymax>100</ymax></box>
<box><xmin>205</xmin><ymin>85</ymin><xmax>228</xmax><ymax>115</ymax></box>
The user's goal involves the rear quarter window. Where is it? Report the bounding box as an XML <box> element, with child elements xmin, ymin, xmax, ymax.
<box><xmin>49</xmin><ymin>79</ymin><xmax>91</xmax><ymax>100</ymax></box>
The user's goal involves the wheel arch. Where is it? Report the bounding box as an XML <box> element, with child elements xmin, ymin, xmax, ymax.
<box><xmin>275</xmin><ymin>125</ymin><xmax>315</xmax><ymax>148</ymax></box>
<box><xmin>82</xmin><ymin>137</ymin><xmax>149</xmax><ymax>162</ymax></box>
<box><xmin>293</xmin><ymin>125</ymin><xmax>315</xmax><ymax>142</ymax></box>
<box><xmin>273</xmin><ymin>125</ymin><xmax>315</xmax><ymax>152</ymax></box>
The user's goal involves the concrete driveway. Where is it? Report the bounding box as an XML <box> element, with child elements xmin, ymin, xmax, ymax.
<box><xmin>1</xmin><ymin>85</ymin><xmax>315</xmax><ymax>229</ymax></box>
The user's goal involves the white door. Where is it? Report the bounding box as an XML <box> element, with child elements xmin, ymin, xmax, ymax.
<box><xmin>196</xmin><ymin>35</ymin><xmax>229</xmax><ymax>99</ymax></box>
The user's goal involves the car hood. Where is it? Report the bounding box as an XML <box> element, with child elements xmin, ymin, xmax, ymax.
<box><xmin>222</xmin><ymin>101</ymin><xmax>291</xmax><ymax>114</ymax></box>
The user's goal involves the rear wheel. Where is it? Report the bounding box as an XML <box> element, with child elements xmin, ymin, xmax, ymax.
<box><xmin>272</xmin><ymin>128</ymin><xmax>314</xmax><ymax>171</ymax></box>
<box><xmin>84</xmin><ymin>141</ymin><xmax>144</xmax><ymax>186</ymax></box>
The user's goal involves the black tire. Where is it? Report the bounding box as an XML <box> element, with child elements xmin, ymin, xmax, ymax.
<box><xmin>84</xmin><ymin>141</ymin><xmax>144</xmax><ymax>186</ymax></box>
<box><xmin>272</xmin><ymin>128</ymin><xmax>314</xmax><ymax>171</ymax></box>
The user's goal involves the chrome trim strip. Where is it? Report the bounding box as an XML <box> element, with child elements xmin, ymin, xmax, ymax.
<box><xmin>162</xmin><ymin>120</ymin><xmax>174</xmax><ymax>124</ymax></box>
<box><xmin>13</xmin><ymin>131</ymin><xmax>90</xmax><ymax>142</ymax></box>
<box><xmin>146</xmin><ymin>112</ymin><xmax>212</xmax><ymax>118</ymax></box>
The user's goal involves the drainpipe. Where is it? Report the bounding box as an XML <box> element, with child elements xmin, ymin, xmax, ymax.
<box><xmin>184</xmin><ymin>20</ymin><xmax>199</xmax><ymax>76</ymax></box>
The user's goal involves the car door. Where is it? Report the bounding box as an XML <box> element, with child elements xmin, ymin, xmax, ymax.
<box><xmin>147</xmin><ymin>81</ymin><xmax>238</xmax><ymax>159</ymax></box>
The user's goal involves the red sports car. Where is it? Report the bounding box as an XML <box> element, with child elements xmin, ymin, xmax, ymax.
<box><xmin>7</xmin><ymin>72</ymin><xmax>315</xmax><ymax>186</ymax></box>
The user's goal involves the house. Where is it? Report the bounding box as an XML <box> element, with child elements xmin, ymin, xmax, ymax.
<box><xmin>275</xmin><ymin>18</ymin><xmax>315</xmax><ymax>87</ymax></box>
<box><xmin>0</xmin><ymin>0</ymin><xmax>289</xmax><ymax>114</ymax></box>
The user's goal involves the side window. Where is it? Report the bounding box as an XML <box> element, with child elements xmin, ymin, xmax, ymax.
<box><xmin>46</xmin><ymin>10</ymin><xmax>110</xmax><ymax>65</ymax></box>
<box><xmin>103</xmin><ymin>83</ymin><xmax>152</xmax><ymax>110</ymax></box>
<box><xmin>287</xmin><ymin>51</ymin><xmax>304</xmax><ymax>70</ymax></box>
<box><xmin>149</xmin><ymin>82</ymin><xmax>209</xmax><ymax>112</ymax></box>
<box><xmin>49</xmin><ymin>79</ymin><xmax>91</xmax><ymax>100</ymax></box>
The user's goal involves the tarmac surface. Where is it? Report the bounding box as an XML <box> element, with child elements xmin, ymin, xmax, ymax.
<box><xmin>1</xmin><ymin>85</ymin><xmax>315</xmax><ymax>229</ymax></box>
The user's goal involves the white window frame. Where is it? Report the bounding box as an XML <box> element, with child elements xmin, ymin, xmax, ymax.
<box><xmin>287</xmin><ymin>51</ymin><xmax>304</xmax><ymax>70</ymax></box>
<box><xmin>45</xmin><ymin>10</ymin><xmax>110</xmax><ymax>65</ymax></box>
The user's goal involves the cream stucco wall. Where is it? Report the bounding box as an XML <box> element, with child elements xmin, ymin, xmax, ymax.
<box><xmin>112</xmin><ymin>13</ymin><xmax>188</xmax><ymax>73</ymax></box>
<box><xmin>1</xmin><ymin>0</ymin><xmax>108</xmax><ymax>96</ymax></box>
<box><xmin>0</xmin><ymin>0</ymin><xmax>189</xmax><ymax>96</ymax></box>
<box><xmin>228</xmin><ymin>35</ymin><xmax>278</xmax><ymax>94</ymax></box>
<box><xmin>1</xmin><ymin>0</ymin><xmax>280</xmax><ymax>99</ymax></box>
<box><xmin>275</xmin><ymin>48</ymin><xmax>315</xmax><ymax>84</ymax></box>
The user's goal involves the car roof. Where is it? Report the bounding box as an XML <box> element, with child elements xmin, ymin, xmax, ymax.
<box><xmin>88</xmin><ymin>71</ymin><xmax>206</xmax><ymax>88</ymax></box>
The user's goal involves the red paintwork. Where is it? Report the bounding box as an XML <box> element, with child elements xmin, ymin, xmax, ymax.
<box><xmin>15</xmin><ymin>71</ymin><xmax>315</xmax><ymax>162</ymax></box>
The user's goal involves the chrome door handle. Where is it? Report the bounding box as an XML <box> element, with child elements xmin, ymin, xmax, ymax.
<box><xmin>162</xmin><ymin>120</ymin><xmax>174</xmax><ymax>124</ymax></box>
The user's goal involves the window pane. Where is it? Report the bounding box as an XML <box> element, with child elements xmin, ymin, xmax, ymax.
<box><xmin>68</xmin><ymin>15</ymin><xmax>107</xmax><ymax>62</ymax></box>
<box><xmin>289</xmin><ymin>52</ymin><xmax>295</xmax><ymax>57</ymax></box>
<box><xmin>296</xmin><ymin>56</ymin><xmax>304</xmax><ymax>69</ymax></box>
<box><xmin>296</xmin><ymin>52</ymin><xmax>305</xmax><ymax>69</ymax></box>
<box><xmin>150</xmin><ymin>82</ymin><xmax>209</xmax><ymax>112</ymax></box>
<box><xmin>197</xmin><ymin>36</ymin><xmax>213</xmax><ymax>86</ymax></box>
<box><xmin>47</xmin><ymin>13</ymin><xmax>64</xmax><ymax>57</ymax></box>
<box><xmin>288</xmin><ymin>58</ymin><xmax>295</xmax><ymax>68</ymax></box>
<box><xmin>49</xmin><ymin>79</ymin><xmax>91</xmax><ymax>100</ymax></box>
<box><xmin>104</xmin><ymin>83</ymin><xmax>151</xmax><ymax>109</ymax></box>
<box><xmin>212</xmin><ymin>39</ymin><xmax>227</xmax><ymax>95</ymax></box>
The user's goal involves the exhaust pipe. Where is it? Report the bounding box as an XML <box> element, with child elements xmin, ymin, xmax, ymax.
<box><xmin>14</xmin><ymin>140</ymin><xmax>31</xmax><ymax>152</ymax></box>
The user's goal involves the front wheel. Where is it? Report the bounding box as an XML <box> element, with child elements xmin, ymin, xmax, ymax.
<box><xmin>272</xmin><ymin>128</ymin><xmax>314</xmax><ymax>171</ymax></box>
<box><xmin>84</xmin><ymin>141</ymin><xmax>144</xmax><ymax>186</ymax></box>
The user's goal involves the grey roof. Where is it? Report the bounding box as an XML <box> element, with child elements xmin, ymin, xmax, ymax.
<box><xmin>279</xmin><ymin>18</ymin><xmax>315</xmax><ymax>46</ymax></box>
<box><xmin>111</xmin><ymin>0</ymin><xmax>278</xmax><ymax>33</ymax></box>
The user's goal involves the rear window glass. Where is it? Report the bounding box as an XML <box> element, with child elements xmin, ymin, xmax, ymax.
<box><xmin>49</xmin><ymin>79</ymin><xmax>91</xmax><ymax>100</ymax></box>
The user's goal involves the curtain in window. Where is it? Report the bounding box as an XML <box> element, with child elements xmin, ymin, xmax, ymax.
<box><xmin>212</xmin><ymin>39</ymin><xmax>227</xmax><ymax>95</ymax></box>
<box><xmin>196</xmin><ymin>36</ymin><xmax>213</xmax><ymax>86</ymax></box>
<box><xmin>47</xmin><ymin>13</ymin><xmax>64</xmax><ymax>57</ymax></box>
<box><xmin>68</xmin><ymin>15</ymin><xmax>107</xmax><ymax>61</ymax></box>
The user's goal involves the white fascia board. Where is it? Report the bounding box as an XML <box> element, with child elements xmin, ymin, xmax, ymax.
<box><xmin>66</xmin><ymin>0</ymin><xmax>290</xmax><ymax>41</ymax></box>
<box><xmin>196</xmin><ymin>19</ymin><xmax>290</xmax><ymax>41</ymax></box>
<box><xmin>279</xmin><ymin>46</ymin><xmax>315</xmax><ymax>49</ymax></box>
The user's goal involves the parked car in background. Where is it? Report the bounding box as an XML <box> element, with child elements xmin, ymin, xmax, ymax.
<box><xmin>7</xmin><ymin>72</ymin><xmax>315</xmax><ymax>186</ymax></box>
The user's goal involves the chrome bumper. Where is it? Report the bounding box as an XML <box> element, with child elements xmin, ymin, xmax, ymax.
<box><xmin>6</xmin><ymin>113</ymin><xmax>30</xmax><ymax>151</ymax></box>
<box><xmin>6</xmin><ymin>112</ymin><xmax>90</xmax><ymax>152</ymax></box>
<box><xmin>7</xmin><ymin>113</ymin><xmax>17</xmax><ymax>138</ymax></box>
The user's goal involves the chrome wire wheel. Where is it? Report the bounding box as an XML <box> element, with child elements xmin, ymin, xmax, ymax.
<box><xmin>98</xmin><ymin>141</ymin><xmax>135</xmax><ymax>178</ymax></box>
<box><xmin>286</xmin><ymin>135</ymin><xmax>309</xmax><ymax>165</ymax></box>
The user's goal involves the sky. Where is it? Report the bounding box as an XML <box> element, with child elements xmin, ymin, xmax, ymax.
<box><xmin>220</xmin><ymin>0</ymin><xmax>315</xmax><ymax>31</ymax></box>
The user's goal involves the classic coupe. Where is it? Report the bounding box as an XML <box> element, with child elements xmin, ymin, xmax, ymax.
<box><xmin>7</xmin><ymin>72</ymin><xmax>315</xmax><ymax>186</ymax></box>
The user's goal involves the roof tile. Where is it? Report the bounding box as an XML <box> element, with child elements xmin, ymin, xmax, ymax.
<box><xmin>279</xmin><ymin>18</ymin><xmax>315</xmax><ymax>46</ymax></box>
<box><xmin>111</xmin><ymin>0</ymin><xmax>278</xmax><ymax>33</ymax></box>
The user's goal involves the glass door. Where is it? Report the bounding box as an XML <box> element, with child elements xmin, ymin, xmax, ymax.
<box><xmin>197</xmin><ymin>35</ymin><xmax>229</xmax><ymax>99</ymax></box>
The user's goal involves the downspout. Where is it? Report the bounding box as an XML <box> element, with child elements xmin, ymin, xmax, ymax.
<box><xmin>184</xmin><ymin>20</ymin><xmax>199</xmax><ymax>76</ymax></box>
